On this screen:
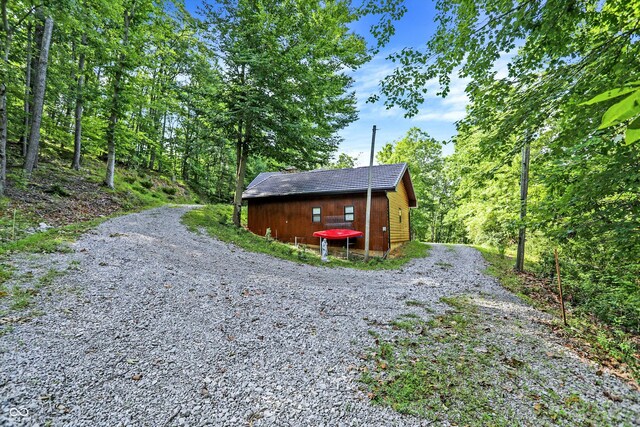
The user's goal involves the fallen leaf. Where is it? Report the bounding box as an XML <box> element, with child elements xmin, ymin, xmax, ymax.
<box><xmin>503</xmin><ymin>357</ymin><xmax>525</xmax><ymax>368</ymax></box>
<box><xmin>200</xmin><ymin>386</ymin><xmax>210</xmax><ymax>397</ymax></box>
<box><xmin>564</xmin><ymin>395</ymin><xmax>581</xmax><ymax>405</ymax></box>
<box><xmin>603</xmin><ymin>390</ymin><xmax>623</xmax><ymax>402</ymax></box>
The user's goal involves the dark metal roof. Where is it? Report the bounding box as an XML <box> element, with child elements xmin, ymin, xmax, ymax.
<box><xmin>242</xmin><ymin>163</ymin><xmax>416</xmax><ymax>204</ymax></box>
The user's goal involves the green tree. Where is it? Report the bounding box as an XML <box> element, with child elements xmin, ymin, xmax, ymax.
<box><xmin>376</xmin><ymin>127</ymin><xmax>450</xmax><ymax>241</ymax></box>
<box><xmin>329</xmin><ymin>153</ymin><xmax>357</xmax><ymax>169</ymax></box>
<box><xmin>204</xmin><ymin>0</ymin><xmax>367</xmax><ymax>226</ymax></box>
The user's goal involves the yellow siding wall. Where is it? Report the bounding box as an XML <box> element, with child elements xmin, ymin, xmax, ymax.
<box><xmin>387</xmin><ymin>179</ymin><xmax>410</xmax><ymax>243</ymax></box>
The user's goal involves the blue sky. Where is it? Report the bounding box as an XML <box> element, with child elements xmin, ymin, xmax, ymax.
<box><xmin>184</xmin><ymin>0</ymin><xmax>466</xmax><ymax>165</ymax></box>
<box><xmin>342</xmin><ymin>0</ymin><xmax>463</xmax><ymax>164</ymax></box>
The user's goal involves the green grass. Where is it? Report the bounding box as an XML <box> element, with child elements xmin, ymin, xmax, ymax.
<box><xmin>405</xmin><ymin>299</ymin><xmax>430</xmax><ymax>309</ymax></box>
<box><xmin>0</xmin><ymin>217</ymin><xmax>111</xmax><ymax>258</ymax></box>
<box><xmin>37</xmin><ymin>268</ymin><xmax>64</xmax><ymax>288</ymax></box>
<box><xmin>112</xmin><ymin>170</ymin><xmax>196</xmax><ymax>210</ymax></box>
<box><xmin>0</xmin><ymin>268</ymin><xmax>63</xmax><ymax>314</ymax></box>
<box><xmin>361</xmin><ymin>296</ymin><xmax>621</xmax><ymax>426</ymax></box>
<box><xmin>10</xmin><ymin>285</ymin><xmax>35</xmax><ymax>310</ymax></box>
<box><xmin>182</xmin><ymin>204</ymin><xmax>429</xmax><ymax>270</ymax></box>
<box><xmin>475</xmin><ymin>245</ymin><xmax>639</xmax><ymax>383</ymax></box>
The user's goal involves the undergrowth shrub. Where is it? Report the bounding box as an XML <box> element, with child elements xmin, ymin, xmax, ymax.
<box><xmin>139</xmin><ymin>180</ymin><xmax>153</xmax><ymax>189</ymax></box>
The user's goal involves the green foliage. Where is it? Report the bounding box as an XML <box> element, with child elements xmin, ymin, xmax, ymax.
<box><xmin>583</xmin><ymin>82</ymin><xmax>640</xmax><ymax>143</ymax></box>
<box><xmin>181</xmin><ymin>205</ymin><xmax>429</xmax><ymax>270</ymax></box>
<box><xmin>365</xmin><ymin>0</ymin><xmax>639</xmax><ymax>346</ymax></box>
<box><xmin>45</xmin><ymin>184</ymin><xmax>72</xmax><ymax>198</ymax></box>
<box><xmin>161</xmin><ymin>186</ymin><xmax>177</xmax><ymax>195</ymax></box>
<box><xmin>329</xmin><ymin>153</ymin><xmax>357</xmax><ymax>169</ymax></box>
<box><xmin>377</xmin><ymin>128</ymin><xmax>459</xmax><ymax>242</ymax></box>
<box><xmin>139</xmin><ymin>180</ymin><xmax>153</xmax><ymax>190</ymax></box>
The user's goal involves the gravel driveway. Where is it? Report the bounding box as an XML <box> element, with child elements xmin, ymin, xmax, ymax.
<box><xmin>1</xmin><ymin>206</ymin><xmax>638</xmax><ymax>426</ymax></box>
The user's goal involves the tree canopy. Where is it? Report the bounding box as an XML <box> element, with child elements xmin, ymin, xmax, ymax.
<box><xmin>368</xmin><ymin>0</ymin><xmax>639</xmax><ymax>333</ymax></box>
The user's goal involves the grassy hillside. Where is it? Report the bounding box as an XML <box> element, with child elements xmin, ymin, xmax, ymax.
<box><xmin>1</xmin><ymin>152</ymin><xmax>198</xmax><ymax>254</ymax></box>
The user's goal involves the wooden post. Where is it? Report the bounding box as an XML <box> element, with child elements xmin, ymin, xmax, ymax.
<box><xmin>364</xmin><ymin>125</ymin><xmax>376</xmax><ymax>262</ymax></box>
<box><xmin>554</xmin><ymin>248</ymin><xmax>568</xmax><ymax>326</ymax></box>
<box><xmin>346</xmin><ymin>237</ymin><xmax>350</xmax><ymax>260</ymax></box>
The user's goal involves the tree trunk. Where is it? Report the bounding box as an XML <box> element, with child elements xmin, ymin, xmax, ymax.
<box><xmin>431</xmin><ymin>210</ymin><xmax>436</xmax><ymax>242</ymax></box>
<box><xmin>232</xmin><ymin>121</ymin><xmax>248</xmax><ymax>227</ymax></box>
<box><xmin>156</xmin><ymin>110</ymin><xmax>167</xmax><ymax>172</ymax></box>
<box><xmin>148</xmin><ymin>148</ymin><xmax>155</xmax><ymax>170</ymax></box>
<box><xmin>515</xmin><ymin>138</ymin><xmax>531</xmax><ymax>272</ymax></box>
<box><xmin>27</xmin><ymin>21</ymin><xmax>42</xmax><ymax>144</ymax></box>
<box><xmin>23</xmin><ymin>15</ymin><xmax>53</xmax><ymax>178</ymax></box>
<box><xmin>71</xmin><ymin>32</ymin><xmax>86</xmax><ymax>170</ymax></box>
<box><xmin>104</xmin><ymin>68</ymin><xmax>122</xmax><ymax>188</ymax></box>
<box><xmin>20</xmin><ymin>22</ymin><xmax>32</xmax><ymax>156</ymax></box>
<box><xmin>104</xmin><ymin>8</ymin><xmax>131</xmax><ymax>188</ymax></box>
<box><xmin>0</xmin><ymin>82</ymin><xmax>6</xmax><ymax>197</ymax></box>
<box><xmin>0</xmin><ymin>0</ymin><xmax>9</xmax><ymax>196</ymax></box>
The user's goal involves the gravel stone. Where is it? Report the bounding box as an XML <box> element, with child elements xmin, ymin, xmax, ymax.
<box><xmin>0</xmin><ymin>206</ymin><xmax>638</xmax><ymax>426</ymax></box>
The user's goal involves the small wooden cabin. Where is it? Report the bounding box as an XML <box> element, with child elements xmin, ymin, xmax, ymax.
<box><xmin>242</xmin><ymin>163</ymin><xmax>417</xmax><ymax>255</ymax></box>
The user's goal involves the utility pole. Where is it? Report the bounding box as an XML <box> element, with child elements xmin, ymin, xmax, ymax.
<box><xmin>364</xmin><ymin>125</ymin><xmax>376</xmax><ymax>262</ymax></box>
<box><xmin>515</xmin><ymin>136</ymin><xmax>531</xmax><ymax>272</ymax></box>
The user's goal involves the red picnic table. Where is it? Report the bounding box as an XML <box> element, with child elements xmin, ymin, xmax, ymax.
<box><xmin>312</xmin><ymin>229</ymin><xmax>364</xmax><ymax>260</ymax></box>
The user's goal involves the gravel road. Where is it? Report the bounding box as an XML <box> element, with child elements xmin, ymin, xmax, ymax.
<box><xmin>0</xmin><ymin>206</ymin><xmax>638</xmax><ymax>426</ymax></box>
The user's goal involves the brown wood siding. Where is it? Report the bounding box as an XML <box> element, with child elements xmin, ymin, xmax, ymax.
<box><xmin>387</xmin><ymin>179</ymin><xmax>410</xmax><ymax>243</ymax></box>
<box><xmin>246</xmin><ymin>193</ymin><xmax>389</xmax><ymax>252</ymax></box>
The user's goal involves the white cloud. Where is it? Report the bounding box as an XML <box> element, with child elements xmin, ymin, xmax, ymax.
<box><xmin>338</xmin><ymin>49</ymin><xmax>517</xmax><ymax>164</ymax></box>
<box><xmin>412</xmin><ymin>110</ymin><xmax>467</xmax><ymax>122</ymax></box>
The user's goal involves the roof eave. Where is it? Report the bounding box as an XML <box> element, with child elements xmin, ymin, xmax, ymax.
<box><xmin>242</xmin><ymin>187</ymin><xmax>395</xmax><ymax>200</ymax></box>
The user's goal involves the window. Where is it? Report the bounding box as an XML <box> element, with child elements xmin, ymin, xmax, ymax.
<box><xmin>344</xmin><ymin>205</ymin><xmax>354</xmax><ymax>222</ymax></box>
<box><xmin>312</xmin><ymin>207</ymin><xmax>321</xmax><ymax>223</ymax></box>
<box><xmin>399</xmin><ymin>208</ymin><xmax>402</xmax><ymax>223</ymax></box>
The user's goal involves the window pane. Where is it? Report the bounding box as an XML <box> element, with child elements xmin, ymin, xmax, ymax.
<box><xmin>345</xmin><ymin>213</ymin><xmax>354</xmax><ymax>221</ymax></box>
<box><xmin>312</xmin><ymin>215</ymin><xmax>321</xmax><ymax>223</ymax></box>
<box><xmin>345</xmin><ymin>206</ymin><xmax>354</xmax><ymax>214</ymax></box>
<box><xmin>312</xmin><ymin>207</ymin><xmax>321</xmax><ymax>215</ymax></box>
